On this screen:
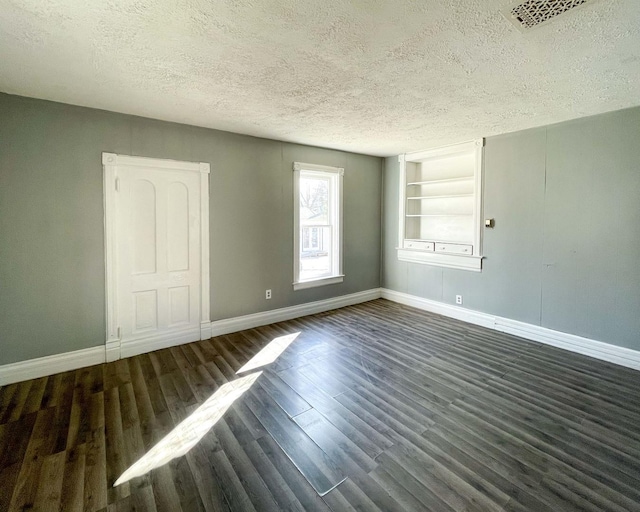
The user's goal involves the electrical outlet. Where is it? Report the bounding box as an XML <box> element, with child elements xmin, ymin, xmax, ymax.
<box><xmin>455</xmin><ymin>295</ymin><xmax>463</xmax><ymax>305</ymax></box>
<box><xmin>265</xmin><ymin>289</ymin><xmax>272</xmax><ymax>300</ymax></box>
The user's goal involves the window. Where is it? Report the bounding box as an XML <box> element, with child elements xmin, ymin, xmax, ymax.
<box><xmin>293</xmin><ymin>162</ymin><xmax>344</xmax><ymax>290</ymax></box>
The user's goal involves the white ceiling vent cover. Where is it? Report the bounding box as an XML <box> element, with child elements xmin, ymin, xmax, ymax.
<box><xmin>505</xmin><ymin>0</ymin><xmax>596</xmax><ymax>30</ymax></box>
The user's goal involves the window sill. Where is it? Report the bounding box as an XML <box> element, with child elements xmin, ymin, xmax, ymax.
<box><xmin>397</xmin><ymin>248</ymin><xmax>482</xmax><ymax>271</ymax></box>
<box><xmin>293</xmin><ymin>275</ymin><xmax>344</xmax><ymax>291</ymax></box>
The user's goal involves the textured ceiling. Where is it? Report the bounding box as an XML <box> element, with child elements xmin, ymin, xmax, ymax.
<box><xmin>1</xmin><ymin>0</ymin><xmax>639</xmax><ymax>156</ymax></box>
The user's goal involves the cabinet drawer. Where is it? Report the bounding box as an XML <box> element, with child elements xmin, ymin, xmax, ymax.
<box><xmin>435</xmin><ymin>243</ymin><xmax>472</xmax><ymax>255</ymax></box>
<box><xmin>404</xmin><ymin>240</ymin><xmax>435</xmax><ymax>251</ymax></box>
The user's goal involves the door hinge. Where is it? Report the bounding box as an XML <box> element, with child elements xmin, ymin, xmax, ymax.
<box><xmin>117</xmin><ymin>327</ymin><xmax>121</xmax><ymax>339</ymax></box>
<box><xmin>115</xmin><ymin>177</ymin><xmax>120</xmax><ymax>191</ymax></box>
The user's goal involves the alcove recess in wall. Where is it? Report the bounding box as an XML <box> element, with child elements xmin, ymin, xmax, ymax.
<box><xmin>397</xmin><ymin>139</ymin><xmax>484</xmax><ymax>271</ymax></box>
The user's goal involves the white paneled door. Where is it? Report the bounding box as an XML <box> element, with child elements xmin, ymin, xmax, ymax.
<box><xmin>103</xmin><ymin>154</ymin><xmax>210</xmax><ymax>361</ymax></box>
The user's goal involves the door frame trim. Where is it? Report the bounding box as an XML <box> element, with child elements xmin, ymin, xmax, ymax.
<box><xmin>102</xmin><ymin>153</ymin><xmax>211</xmax><ymax>362</ymax></box>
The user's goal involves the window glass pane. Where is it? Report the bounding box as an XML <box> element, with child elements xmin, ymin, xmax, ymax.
<box><xmin>300</xmin><ymin>226</ymin><xmax>332</xmax><ymax>281</ymax></box>
<box><xmin>299</xmin><ymin>176</ymin><xmax>329</xmax><ymax>226</ymax></box>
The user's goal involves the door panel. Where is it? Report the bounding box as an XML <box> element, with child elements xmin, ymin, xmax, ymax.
<box><xmin>169</xmin><ymin>286</ymin><xmax>190</xmax><ymax>325</ymax></box>
<box><xmin>167</xmin><ymin>182</ymin><xmax>190</xmax><ymax>272</ymax></box>
<box><xmin>134</xmin><ymin>290</ymin><xmax>158</xmax><ymax>332</ymax></box>
<box><xmin>131</xmin><ymin>179</ymin><xmax>157</xmax><ymax>274</ymax></box>
<box><xmin>117</xmin><ymin>166</ymin><xmax>201</xmax><ymax>344</ymax></box>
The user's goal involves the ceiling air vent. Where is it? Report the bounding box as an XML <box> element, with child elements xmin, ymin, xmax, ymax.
<box><xmin>504</xmin><ymin>0</ymin><xmax>595</xmax><ymax>30</ymax></box>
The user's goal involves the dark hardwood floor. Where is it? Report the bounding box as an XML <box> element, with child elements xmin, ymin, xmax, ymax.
<box><xmin>2</xmin><ymin>299</ymin><xmax>640</xmax><ymax>511</ymax></box>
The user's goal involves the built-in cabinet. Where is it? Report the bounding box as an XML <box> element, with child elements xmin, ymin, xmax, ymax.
<box><xmin>397</xmin><ymin>139</ymin><xmax>484</xmax><ymax>271</ymax></box>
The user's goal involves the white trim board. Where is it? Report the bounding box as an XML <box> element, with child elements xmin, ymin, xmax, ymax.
<box><xmin>381</xmin><ymin>289</ymin><xmax>640</xmax><ymax>371</ymax></box>
<box><xmin>119</xmin><ymin>326</ymin><xmax>202</xmax><ymax>359</ymax></box>
<box><xmin>0</xmin><ymin>347</ymin><xmax>106</xmax><ymax>386</ymax></box>
<box><xmin>0</xmin><ymin>289</ymin><xmax>382</xmax><ymax>386</ymax></box>
<box><xmin>210</xmin><ymin>288</ymin><xmax>381</xmax><ymax>337</ymax></box>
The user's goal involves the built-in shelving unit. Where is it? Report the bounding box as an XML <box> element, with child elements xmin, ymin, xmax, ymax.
<box><xmin>397</xmin><ymin>139</ymin><xmax>484</xmax><ymax>271</ymax></box>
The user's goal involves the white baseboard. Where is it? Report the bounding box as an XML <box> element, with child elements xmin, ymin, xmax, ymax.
<box><xmin>381</xmin><ymin>288</ymin><xmax>640</xmax><ymax>371</ymax></box>
<box><xmin>493</xmin><ymin>317</ymin><xmax>640</xmax><ymax>371</ymax></box>
<box><xmin>381</xmin><ymin>289</ymin><xmax>495</xmax><ymax>329</ymax></box>
<box><xmin>119</xmin><ymin>326</ymin><xmax>202</xmax><ymax>359</ymax></box>
<box><xmin>0</xmin><ymin>346</ymin><xmax>106</xmax><ymax>386</ymax></box>
<box><xmin>0</xmin><ymin>288</ymin><xmax>383</xmax><ymax>386</ymax></box>
<box><xmin>210</xmin><ymin>288</ymin><xmax>382</xmax><ymax>337</ymax></box>
<box><xmin>105</xmin><ymin>339</ymin><xmax>121</xmax><ymax>363</ymax></box>
<box><xmin>11</xmin><ymin>287</ymin><xmax>630</xmax><ymax>385</ymax></box>
<box><xmin>200</xmin><ymin>321</ymin><xmax>212</xmax><ymax>340</ymax></box>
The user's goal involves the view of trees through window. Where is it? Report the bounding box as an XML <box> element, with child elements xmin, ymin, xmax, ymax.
<box><xmin>299</xmin><ymin>175</ymin><xmax>331</xmax><ymax>280</ymax></box>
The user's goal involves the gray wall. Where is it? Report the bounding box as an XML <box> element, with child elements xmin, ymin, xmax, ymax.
<box><xmin>0</xmin><ymin>93</ymin><xmax>382</xmax><ymax>365</ymax></box>
<box><xmin>383</xmin><ymin>107</ymin><xmax>640</xmax><ymax>351</ymax></box>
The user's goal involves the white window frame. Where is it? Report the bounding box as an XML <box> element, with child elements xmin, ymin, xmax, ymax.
<box><xmin>293</xmin><ymin>162</ymin><xmax>344</xmax><ymax>290</ymax></box>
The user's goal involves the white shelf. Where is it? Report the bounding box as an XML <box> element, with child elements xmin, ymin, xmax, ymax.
<box><xmin>406</xmin><ymin>214</ymin><xmax>471</xmax><ymax>217</ymax></box>
<box><xmin>406</xmin><ymin>194</ymin><xmax>474</xmax><ymax>200</ymax></box>
<box><xmin>407</xmin><ymin>176</ymin><xmax>473</xmax><ymax>186</ymax></box>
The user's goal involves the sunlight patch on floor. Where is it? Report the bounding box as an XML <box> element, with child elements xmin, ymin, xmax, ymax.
<box><xmin>114</xmin><ymin>371</ymin><xmax>261</xmax><ymax>486</ymax></box>
<box><xmin>114</xmin><ymin>331</ymin><xmax>302</xmax><ymax>486</ymax></box>
<box><xmin>236</xmin><ymin>332</ymin><xmax>300</xmax><ymax>375</ymax></box>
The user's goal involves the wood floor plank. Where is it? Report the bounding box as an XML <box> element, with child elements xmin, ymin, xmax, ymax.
<box><xmin>258</xmin><ymin>370</ymin><xmax>312</xmax><ymax>418</ymax></box>
<box><xmin>121</xmin><ymin>423</ymin><xmax>151</xmax><ymax>491</ymax></box>
<box><xmin>60</xmin><ymin>444</ymin><xmax>87</xmax><ymax>512</ymax></box>
<box><xmin>336</xmin><ymin>388</ymin><xmax>429</xmax><ymax>442</ymax></box>
<box><xmin>212</xmin><ymin>418</ymin><xmax>281</xmax><ymax>512</ymax></box>
<box><xmin>467</xmin><ymin>385</ymin><xmax>640</xmax><ymax>482</ymax></box>
<box><xmin>322</xmin><ymin>474</ymin><xmax>407</xmax><ymax>512</ymax></box>
<box><xmin>320</xmin><ymin>406</ymin><xmax>393</xmax><ymax>459</ymax></box>
<box><xmin>0</xmin><ymin>411</ymin><xmax>37</xmax><ymax>470</ymax></box>
<box><xmin>221</xmin><ymin>405</ymin><xmax>263</xmax><ymax>447</ymax></box>
<box><xmin>21</xmin><ymin>376</ymin><xmax>48</xmax><ymax>417</ymax></box>
<box><xmin>1</xmin><ymin>380</ymin><xmax>32</xmax><ymax>424</ymax></box>
<box><xmin>8</xmin><ymin>459</ymin><xmax>44</xmax><ymax>512</ymax></box>
<box><xmin>242</xmin><ymin>438</ymin><xmax>306</xmax><ymax>511</ymax></box>
<box><xmin>104</xmin><ymin>386</ymin><xmax>130</xmax><ymax>504</ymax></box>
<box><xmin>0</xmin><ymin>383</ymin><xmax>18</xmax><ymax>421</ymax></box>
<box><xmin>418</xmin><ymin>426</ymin><xmax>554</xmax><ymax>511</ymax></box>
<box><xmin>170</xmin><ymin>454</ymin><xmax>206</xmax><ymax>512</ymax></box>
<box><xmin>0</xmin><ymin>462</ymin><xmax>21</xmax><ymax>512</ymax></box>
<box><xmin>294</xmin><ymin>408</ymin><xmax>377</xmax><ymax>474</ymax></box>
<box><xmin>257</xmin><ymin>435</ymin><xmax>332</xmax><ymax>512</ymax></box>
<box><xmin>543</xmin><ymin>467</ymin><xmax>640</xmax><ymax>512</ymax></box>
<box><xmin>84</xmin><ymin>424</ymin><xmax>108</xmax><ymax>512</ymax></box>
<box><xmin>277</xmin><ymin>367</ymin><xmax>341</xmax><ymax>414</ymax></box>
<box><xmin>328</xmin><ymin>389</ymin><xmax>394</xmax><ymax>442</ymax></box>
<box><xmin>368</xmin><ymin>452</ymin><xmax>457</xmax><ymax>512</ymax></box>
<box><xmin>150</xmin><ymin>463</ymin><xmax>183</xmax><ymax>512</ymax></box>
<box><xmin>293</xmin><ymin>361</ymin><xmax>350</xmax><ymax>397</ymax></box>
<box><xmin>71</xmin><ymin>367</ymin><xmax>102</xmax><ymax>449</ymax></box>
<box><xmin>32</xmin><ymin>451</ymin><xmax>65</xmax><ymax>511</ymax></box>
<box><xmin>8</xmin><ymin>406</ymin><xmax>57</xmax><ymax>511</ymax></box>
<box><xmin>454</xmin><ymin>397</ymin><xmax>640</xmax><ymax>501</ymax></box>
<box><xmin>51</xmin><ymin>370</ymin><xmax>76</xmax><ymax>454</ymax></box>
<box><xmin>243</xmin><ymin>385</ymin><xmax>347</xmax><ymax>496</ymax></box>
<box><xmin>186</xmin><ymin>443</ymin><xmax>232</xmax><ymax>512</ymax></box>
<box><xmin>129</xmin><ymin>485</ymin><xmax>158</xmax><ymax>512</ymax></box>
<box><xmin>39</xmin><ymin>374</ymin><xmax>59</xmax><ymax>410</ymax></box>
<box><xmin>207</xmin><ymin>446</ymin><xmax>258</xmax><ymax>512</ymax></box>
